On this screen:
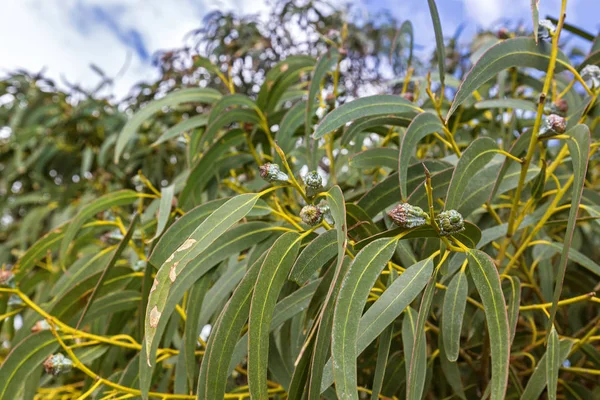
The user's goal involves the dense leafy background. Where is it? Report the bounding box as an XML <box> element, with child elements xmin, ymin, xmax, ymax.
<box><xmin>1</xmin><ymin>0</ymin><xmax>600</xmax><ymax>399</ymax></box>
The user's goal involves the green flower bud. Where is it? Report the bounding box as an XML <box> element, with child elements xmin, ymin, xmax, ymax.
<box><xmin>387</xmin><ymin>203</ymin><xmax>427</xmax><ymax>228</ymax></box>
<box><xmin>538</xmin><ymin>114</ymin><xmax>566</xmax><ymax>138</ymax></box>
<box><xmin>259</xmin><ymin>163</ymin><xmax>289</xmax><ymax>183</ymax></box>
<box><xmin>0</xmin><ymin>270</ymin><xmax>15</xmax><ymax>288</ymax></box>
<box><xmin>304</xmin><ymin>171</ymin><xmax>323</xmax><ymax>197</ymax></box>
<box><xmin>436</xmin><ymin>210</ymin><xmax>465</xmax><ymax>236</ymax></box>
<box><xmin>581</xmin><ymin>65</ymin><xmax>600</xmax><ymax>89</ymax></box>
<box><xmin>43</xmin><ymin>354</ymin><xmax>73</xmax><ymax>376</ymax></box>
<box><xmin>543</xmin><ymin>99</ymin><xmax>568</xmax><ymax>116</ymax></box>
<box><xmin>300</xmin><ymin>205</ymin><xmax>323</xmax><ymax>226</ymax></box>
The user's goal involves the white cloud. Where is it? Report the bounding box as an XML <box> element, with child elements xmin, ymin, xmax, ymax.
<box><xmin>463</xmin><ymin>0</ymin><xmax>507</xmax><ymax>27</ymax></box>
<box><xmin>0</xmin><ymin>0</ymin><xmax>270</xmax><ymax>99</ymax></box>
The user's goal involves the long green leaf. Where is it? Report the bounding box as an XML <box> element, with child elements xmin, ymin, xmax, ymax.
<box><xmin>427</xmin><ymin>0</ymin><xmax>445</xmax><ymax>86</ymax></box>
<box><xmin>150</xmin><ymin>185</ymin><xmax>174</xmax><ymax>241</ymax></box>
<box><xmin>76</xmin><ymin>214</ymin><xmax>139</xmax><ymax>328</ymax></box>
<box><xmin>289</xmin><ymin>229</ymin><xmax>337</xmax><ymax>284</ymax></box>
<box><xmin>144</xmin><ymin>193</ymin><xmax>260</xmax><ymax>366</ymax></box>
<box><xmin>406</xmin><ymin>263</ymin><xmax>439</xmax><ymax>400</ymax></box>
<box><xmin>350</xmin><ymin>148</ymin><xmax>398</xmax><ymax>170</ymax></box>
<box><xmin>313</xmin><ymin>95</ymin><xmax>420</xmax><ymax>139</ymax></box>
<box><xmin>547</xmin><ymin>125</ymin><xmax>590</xmax><ymax>330</ymax></box>
<box><xmin>306</xmin><ymin>48</ymin><xmax>339</xmax><ymax>136</ymax></box>
<box><xmin>445</xmin><ymin>137</ymin><xmax>498</xmax><ymax>211</ymax></box>
<box><xmin>442</xmin><ymin>270</ymin><xmax>468</xmax><ymax>362</ymax></box>
<box><xmin>546</xmin><ymin>326</ymin><xmax>560</xmax><ymax>400</ymax></box>
<box><xmin>59</xmin><ymin>190</ymin><xmax>140</xmax><ymax>266</ymax></box>
<box><xmin>247</xmin><ymin>232</ymin><xmax>301</xmax><ymax>398</ymax></box>
<box><xmin>0</xmin><ymin>331</ymin><xmax>59</xmax><ymax>399</ymax></box>
<box><xmin>467</xmin><ymin>249</ymin><xmax>510</xmax><ymax>400</ymax></box>
<box><xmin>152</xmin><ymin>114</ymin><xmax>208</xmax><ymax>146</ymax></box>
<box><xmin>331</xmin><ymin>237</ymin><xmax>398</xmax><ymax>400</ymax></box>
<box><xmin>520</xmin><ymin>339</ymin><xmax>573</xmax><ymax>400</ymax></box>
<box><xmin>318</xmin><ymin>254</ymin><xmax>435</xmax><ymax>393</ymax></box>
<box><xmin>196</xmin><ymin>253</ymin><xmax>266</xmax><ymax>400</ymax></box>
<box><xmin>183</xmin><ymin>271</ymin><xmax>213</xmax><ymax>389</ymax></box>
<box><xmin>446</xmin><ymin>37</ymin><xmax>571</xmax><ymax>120</ymax></box>
<box><xmin>115</xmin><ymin>88</ymin><xmax>221</xmax><ymax>162</ymax></box>
<box><xmin>398</xmin><ymin>112</ymin><xmax>445</xmax><ymax>199</ymax></box>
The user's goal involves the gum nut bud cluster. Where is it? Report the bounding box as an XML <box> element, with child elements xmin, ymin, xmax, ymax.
<box><xmin>43</xmin><ymin>354</ymin><xmax>73</xmax><ymax>376</ymax></box>
<box><xmin>0</xmin><ymin>270</ymin><xmax>15</xmax><ymax>288</ymax></box>
<box><xmin>436</xmin><ymin>210</ymin><xmax>465</xmax><ymax>236</ymax></box>
<box><xmin>387</xmin><ymin>203</ymin><xmax>428</xmax><ymax>228</ymax></box>
<box><xmin>300</xmin><ymin>204</ymin><xmax>323</xmax><ymax>226</ymax></box>
<box><xmin>539</xmin><ymin>114</ymin><xmax>567</xmax><ymax>138</ymax></box>
<box><xmin>304</xmin><ymin>171</ymin><xmax>323</xmax><ymax>197</ymax></box>
<box><xmin>581</xmin><ymin>65</ymin><xmax>600</xmax><ymax>89</ymax></box>
<box><xmin>259</xmin><ymin>163</ymin><xmax>289</xmax><ymax>183</ymax></box>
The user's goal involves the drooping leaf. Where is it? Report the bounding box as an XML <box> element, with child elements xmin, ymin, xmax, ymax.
<box><xmin>442</xmin><ymin>270</ymin><xmax>468</xmax><ymax>362</ymax></box>
<box><xmin>152</xmin><ymin>114</ymin><xmax>208</xmax><ymax>146</ymax></box>
<box><xmin>115</xmin><ymin>88</ymin><xmax>222</xmax><ymax>162</ymax></box>
<box><xmin>0</xmin><ymin>331</ymin><xmax>59</xmax><ymax>399</ymax></box>
<box><xmin>306</xmin><ymin>48</ymin><xmax>339</xmax><ymax>137</ymax></box>
<box><xmin>546</xmin><ymin>326</ymin><xmax>560</xmax><ymax>400</ymax></box>
<box><xmin>427</xmin><ymin>0</ymin><xmax>446</xmax><ymax>86</ymax></box>
<box><xmin>446</xmin><ymin>37</ymin><xmax>571</xmax><ymax>120</ymax></box>
<box><xmin>247</xmin><ymin>232</ymin><xmax>301</xmax><ymax>398</ymax></box>
<box><xmin>406</xmin><ymin>263</ymin><xmax>439</xmax><ymax>400</ymax></box>
<box><xmin>150</xmin><ymin>185</ymin><xmax>174</xmax><ymax>241</ymax></box>
<box><xmin>548</xmin><ymin>124</ymin><xmax>591</xmax><ymax>330</ymax></box>
<box><xmin>59</xmin><ymin>190</ymin><xmax>140</xmax><ymax>266</ymax></box>
<box><xmin>313</xmin><ymin>95</ymin><xmax>420</xmax><ymax>139</ymax></box>
<box><xmin>445</xmin><ymin>137</ymin><xmax>498</xmax><ymax>211</ymax></box>
<box><xmin>331</xmin><ymin>237</ymin><xmax>398</xmax><ymax>400</ymax></box>
<box><xmin>531</xmin><ymin>0</ymin><xmax>540</xmax><ymax>43</ymax></box>
<box><xmin>144</xmin><ymin>193</ymin><xmax>260</xmax><ymax>367</ymax></box>
<box><xmin>467</xmin><ymin>249</ymin><xmax>510</xmax><ymax>400</ymax></box>
<box><xmin>196</xmin><ymin>253</ymin><xmax>266</xmax><ymax>400</ymax></box>
<box><xmin>520</xmin><ymin>339</ymin><xmax>574</xmax><ymax>400</ymax></box>
<box><xmin>289</xmin><ymin>229</ymin><xmax>337</xmax><ymax>284</ymax></box>
<box><xmin>350</xmin><ymin>148</ymin><xmax>398</xmax><ymax>170</ymax></box>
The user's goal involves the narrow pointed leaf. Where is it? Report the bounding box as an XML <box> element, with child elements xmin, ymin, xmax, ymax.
<box><xmin>115</xmin><ymin>88</ymin><xmax>221</xmax><ymax>162</ymax></box>
<box><xmin>306</xmin><ymin>48</ymin><xmax>339</xmax><ymax>136</ymax></box>
<box><xmin>313</xmin><ymin>95</ymin><xmax>420</xmax><ymax>139</ymax></box>
<box><xmin>248</xmin><ymin>232</ymin><xmax>301</xmax><ymax>398</ymax></box>
<box><xmin>331</xmin><ymin>237</ymin><xmax>398</xmax><ymax>400</ymax></box>
<box><xmin>144</xmin><ymin>193</ymin><xmax>260</xmax><ymax>366</ymax></box>
<box><xmin>150</xmin><ymin>185</ymin><xmax>174</xmax><ymax>241</ymax></box>
<box><xmin>446</xmin><ymin>37</ymin><xmax>571</xmax><ymax>120</ymax></box>
<box><xmin>445</xmin><ymin>137</ymin><xmax>498</xmax><ymax>211</ymax></box>
<box><xmin>0</xmin><ymin>332</ymin><xmax>59</xmax><ymax>399</ymax></box>
<box><xmin>520</xmin><ymin>339</ymin><xmax>574</xmax><ymax>400</ymax></box>
<box><xmin>427</xmin><ymin>0</ymin><xmax>445</xmax><ymax>85</ymax></box>
<box><xmin>290</xmin><ymin>229</ymin><xmax>337</xmax><ymax>284</ymax></box>
<box><xmin>442</xmin><ymin>270</ymin><xmax>468</xmax><ymax>362</ymax></box>
<box><xmin>407</xmin><ymin>264</ymin><xmax>439</xmax><ymax>400</ymax></box>
<box><xmin>59</xmin><ymin>190</ymin><xmax>140</xmax><ymax>266</ymax></box>
<box><xmin>467</xmin><ymin>249</ymin><xmax>510</xmax><ymax>400</ymax></box>
<box><xmin>546</xmin><ymin>326</ymin><xmax>560</xmax><ymax>400</ymax></box>
<box><xmin>548</xmin><ymin>125</ymin><xmax>591</xmax><ymax>330</ymax></box>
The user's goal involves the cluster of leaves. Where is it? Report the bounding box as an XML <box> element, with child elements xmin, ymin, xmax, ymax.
<box><xmin>1</xmin><ymin>0</ymin><xmax>600</xmax><ymax>399</ymax></box>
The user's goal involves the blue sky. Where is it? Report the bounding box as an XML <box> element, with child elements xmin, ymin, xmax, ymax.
<box><xmin>1</xmin><ymin>0</ymin><xmax>598</xmax><ymax>98</ymax></box>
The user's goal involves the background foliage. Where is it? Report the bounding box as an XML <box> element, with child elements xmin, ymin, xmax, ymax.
<box><xmin>1</xmin><ymin>0</ymin><xmax>600</xmax><ymax>399</ymax></box>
